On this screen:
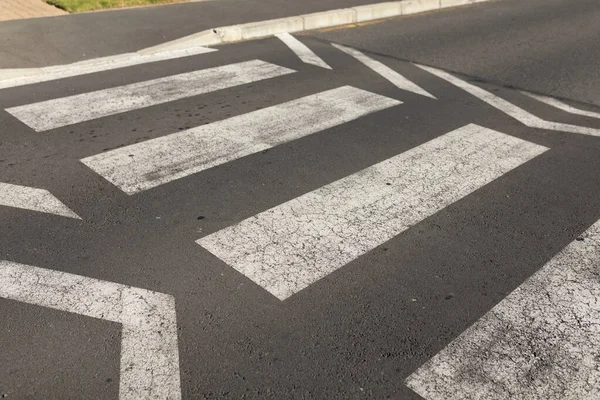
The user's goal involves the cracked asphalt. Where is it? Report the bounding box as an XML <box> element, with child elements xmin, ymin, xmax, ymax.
<box><xmin>1</xmin><ymin>0</ymin><xmax>600</xmax><ymax>399</ymax></box>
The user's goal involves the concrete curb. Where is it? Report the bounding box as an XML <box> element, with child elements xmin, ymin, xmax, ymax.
<box><xmin>0</xmin><ymin>0</ymin><xmax>493</xmax><ymax>84</ymax></box>
<box><xmin>141</xmin><ymin>0</ymin><xmax>489</xmax><ymax>54</ymax></box>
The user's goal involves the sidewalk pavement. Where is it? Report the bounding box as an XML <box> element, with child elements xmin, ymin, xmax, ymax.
<box><xmin>0</xmin><ymin>0</ymin><xmax>384</xmax><ymax>69</ymax></box>
<box><xmin>0</xmin><ymin>0</ymin><xmax>65</xmax><ymax>21</ymax></box>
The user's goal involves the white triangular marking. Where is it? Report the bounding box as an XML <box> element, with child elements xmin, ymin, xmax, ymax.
<box><xmin>521</xmin><ymin>91</ymin><xmax>600</xmax><ymax>120</ymax></box>
<box><xmin>416</xmin><ymin>64</ymin><xmax>600</xmax><ymax>137</ymax></box>
<box><xmin>276</xmin><ymin>33</ymin><xmax>332</xmax><ymax>69</ymax></box>
<box><xmin>0</xmin><ymin>182</ymin><xmax>80</xmax><ymax>219</ymax></box>
<box><xmin>333</xmin><ymin>43</ymin><xmax>436</xmax><ymax>99</ymax></box>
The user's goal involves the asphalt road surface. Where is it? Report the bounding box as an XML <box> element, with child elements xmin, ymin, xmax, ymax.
<box><xmin>1</xmin><ymin>1</ymin><xmax>600</xmax><ymax>399</ymax></box>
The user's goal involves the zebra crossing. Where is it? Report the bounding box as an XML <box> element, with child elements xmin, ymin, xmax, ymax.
<box><xmin>198</xmin><ymin>124</ymin><xmax>547</xmax><ymax>300</ymax></box>
<box><xmin>2</xmin><ymin>34</ymin><xmax>600</xmax><ymax>399</ymax></box>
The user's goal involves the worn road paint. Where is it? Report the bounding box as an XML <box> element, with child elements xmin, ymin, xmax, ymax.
<box><xmin>0</xmin><ymin>182</ymin><xmax>80</xmax><ymax>219</ymax></box>
<box><xmin>416</xmin><ymin>64</ymin><xmax>600</xmax><ymax>137</ymax></box>
<box><xmin>521</xmin><ymin>91</ymin><xmax>600</xmax><ymax>120</ymax></box>
<box><xmin>0</xmin><ymin>260</ymin><xmax>181</xmax><ymax>400</ymax></box>
<box><xmin>6</xmin><ymin>60</ymin><xmax>295</xmax><ymax>132</ymax></box>
<box><xmin>81</xmin><ymin>85</ymin><xmax>400</xmax><ymax>195</ymax></box>
<box><xmin>0</xmin><ymin>46</ymin><xmax>216</xmax><ymax>90</ymax></box>
<box><xmin>198</xmin><ymin>124</ymin><xmax>548</xmax><ymax>300</ymax></box>
<box><xmin>275</xmin><ymin>33</ymin><xmax>332</xmax><ymax>69</ymax></box>
<box><xmin>333</xmin><ymin>43</ymin><xmax>436</xmax><ymax>99</ymax></box>
<box><xmin>406</xmin><ymin>220</ymin><xmax>600</xmax><ymax>400</ymax></box>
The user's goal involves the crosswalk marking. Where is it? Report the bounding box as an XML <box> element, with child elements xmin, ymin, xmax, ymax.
<box><xmin>416</xmin><ymin>64</ymin><xmax>600</xmax><ymax>137</ymax></box>
<box><xmin>0</xmin><ymin>46</ymin><xmax>216</xmax><ymax>91</ymax></box>
<box><xmin>198</xmin><ymin>124</ymin><xmax>548</xmax><ymax>300</ymax></box>
<box><xmin>6</xmin><ymin>60</ymin><xmax>295</xmax><ymax>132</ymax></box>
<box><xmin>0</xmin><ymin>182</ymin><xmax>80</xmax><ymax>219</ymax></box>
<box><xmin>521</xmin><ymin>90</ymin><xmax>600</xmax><ymax>120</ymax></box>
<box><xmin>81</xmin><ymin>85</ymin><xmax>400</xmax><ymax>195</ymax></box>
<box><xmin>0</xmin><ymin>260</ymin><xmax>181</xmax><ymax>400</ymax></box>
<box><xmin>406</xmin><ymin>220</ymin><xmax>600</xmax><ymax>400</ymax></box>
<box><xmin>333</xmin><ymin>43</ymin><xmax>436</xmax><ymax>99</ymax></box>
<box><xmin>276</xmin><ymin>33</ymin><xmax>332</xmax><ymax>69</ymax></box>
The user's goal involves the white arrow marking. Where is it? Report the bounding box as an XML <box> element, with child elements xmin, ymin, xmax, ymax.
<box><xmin>0</xmin><ymin>260</ymin><xmax>181</xmax><ymax>400</ymax></box>
<box><xmin>0</xmin><ymin>182</ymin><xmax>80</xmax><ymax>219</ymax></box>
<box><xmin>416</xmin><ymin>64</ymin><xmax>600</xmax><ymax>137</ymax></box>
<box><xmin>333</xmin><ymin>43</ymin><xmax>436</xmax><ymax>99</ymax></box>
<box><xmin>521</xmin><ymin>91</ymin><xmax>600</xmax><ymax>120</ymax></box>
<box><xmin>198</xmin><ymin>124</ymin><xmax>547</xmax><ymax>300</ymax></box>
<box><xmin>276</xmin><ymin>33</ymin><xmax>332</xmax><ymax>69</ymax></box>
<box><xmin>406</xmin><ymin>219</ymin><xmax>600</xmax><ymax>400</ymax></box>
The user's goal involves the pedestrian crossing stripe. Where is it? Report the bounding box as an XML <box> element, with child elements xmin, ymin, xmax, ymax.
<box><xmin>81</xmin><ymin>85</ymin><xmax>401</xmax><ymax>194</ymax></box>
<box><xmin>406</xmin><ymin>219</ymin><xmax>600</xmax><ymax>399</ymax></box>
<box><xmin>198</xmin><ymin>124</ymin><xmax>548</xmax><ymax>300</ymax></box>
<box><xmin>6</xmin><ymin>59</ymin><xmax>295</xmax><ymax>132</ymax></box>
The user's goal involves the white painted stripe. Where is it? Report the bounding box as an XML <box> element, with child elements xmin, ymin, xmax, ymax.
<box><xmin>6</xmin><ymin>60</ymin><xmax>295</xmax><ymax>132</ymax></box>
<box><xmin>198</xmin><ymin>124</ymin><xmax>548</xmax><ymax>300</ymax></box>
<box><xmin>0</xmin><ymin>46</ymin><xmax>216</xmax><ymax>90</ymax></box>
<box><xmin>81</xmin><ymin>86</ymin><xmax>401</xmax><ymax>195</ymax></box>
<box><xmin>276</xmin><ymin>33</ymin><xmax>332</xmax><ymax>69</ymax></box>
<box><xmin>521</xmin><ymin>91</ymin><xmax>600</xmax><ymax>120</ymax></box>
<box><xmin>333</xmin><ymin>43</ymin><xmax>436</xmax><ymax>99</ymax></box>
<box><xmin>0</xmin><ymin>260</ymin><xmax>180</xmax><ymax>400</ymax></box>
<box><xmin>0</xmin><ymin>182</ymin><xmax>80</xmax><ymax>219</ymax></box>
<box><xmin>416</xmin><ymin>64</ymin><xmax>600</xmax><ymax>137</ymax></box>
<box><xmin>405</xmin><ymin>220</ymin><xmax>600</xmax><ymax>400</ymax></box>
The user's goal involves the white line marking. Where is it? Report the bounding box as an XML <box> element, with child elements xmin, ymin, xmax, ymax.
<box><xmin>333</xmin><ymin>43</ymin><xmax>436</xmax><ymax>99</ymax></box>
<box><xmin>406</xmin><ymin>220</ymin><xmax>600</xmax><ymax>400</ymax></box>
<box><xmin>0</xmin><ymin>260</ymin><xmax>180</xmax><ymax>400</ymax></box>
<box><xmin>6</xmin><ymin>60</ymin><xmax>295</xmax><ymax>132</ymax></box>
<box><xmin>416</xmin><ymin>64</ymin><xmax>600</xmax><ymax>137</ymax></box>
<box><xmin>0</xmin><ymin>47</ymin><xmax>216</xmax><ymax>90</ymax></box>
<box><xmin>0</xmin><ymin>182</ymin><xmax>80</xmax><ymax>219</ymax></box>
<box><xmin>198</xmin><ymin>124</ymin><xmax>548</xmax><ymax>300</ymax></box>
<box><xmin>81</xmin><ymin>85</ymin><xmax>401</xmax><ymax>195</ymax></box>
<box><xmin>521</xmin><ymin>91</ymin><xmax>600</xmax><ymax>120</ymax></box>
<box><xmin>276</xmin><ymin>33</ymin><xmax>332</xmax><ymax>69</ymax></box>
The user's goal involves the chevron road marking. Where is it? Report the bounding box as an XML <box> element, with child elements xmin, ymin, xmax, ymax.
<box><xmin>81</xmin><ymin>85</ymin><xmax>400</xmax><ymax>195</ymax></box>
<box><xmin>6</xmin><ymin>60</ymin><xmax>295</xmax><ymax>132</ymax></box>
<box><xmin>0</xmin><ymin>182</ymin><xmax>80</xmax><ymax>219</ymax></box>
<box><xmin>406</xmin><ymin>219</ymin><xmax>600</xmax><ymax>400</ymax></box>
<box><xmin>521</xmin><ymin>91</ymin><xmax>600</xmax><ymax>120</ymax></box>
<box><xmin>333</xmin><ymin>44</ymin><xmax>436</xmax><ymax>99</ymax></box>
<box><xmin>0</xmin><ymin>260</ymin><xmax>181</xmax><ymax>399</ymax></box>
<box><xmin>276</xmin><ymin>33</ymin><xmax>332</xmax><ymax>69</ymax></box>
<box><xmin>416</xmin><ymin>64</ymin><xmax>600</xmax><ymax>137</ymax></box>
<box><xmin>198</xmin><ymin>124</ymin><xmax>548</xmax><ymax>300</ymax></box>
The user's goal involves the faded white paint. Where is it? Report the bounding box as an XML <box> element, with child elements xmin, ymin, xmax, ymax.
<box><xmin>406</xmin><ymin>220</ymin><xmax>600</xmax><ymax>400</ymax></box>
<box><xmin>521</xmin><ymin>91</ymin><xmax>600</xmax><ymax>120</ymax></box>
<box><xmin>417</xmin><ymin>64</ymin><xmax>600</xmax><ymax>137</ymax></box>
<box><xmin>0</xmin><ymin>182</ymin><xmax>80</xmax><ymax>219</ymax></box>
<box><xmin>198</xmin><ymin>124</ymin><xmax>548</xmax><ymax>300</ymax></box>
<box><xmin>6</xmin><ymin>60</ymin><xmax>295</xmax><ymax>132</ymax></box>
<box><xmin>81</xmin><ymin>86</ymin><xmax>401</xmax><ymax>195</ymax></box>
<box><xmin>0</xmin><ymin>46</ymin><xmax>216</xmax><ymax>90</ymax></box>
<box><xmin>275</xmin><ymin>33</ymin><xmax>332</xmax><ymax>69</ymax></box>
<box><xmin>0</xmin><ymin>260</ymin><xmax>180</xmax><ymax>400</ymax></box>
<box><xmin>333</xmin><ymin>43</ymin><xmax>436</xmax><ymax>99</ymax></box>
